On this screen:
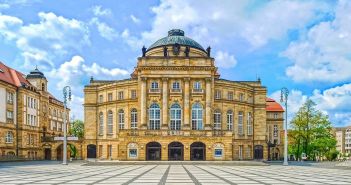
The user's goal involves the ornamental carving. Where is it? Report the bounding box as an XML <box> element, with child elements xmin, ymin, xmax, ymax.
<box><xmin>128</xmin><ymin>142</ymin><xmax>138</xmax><ymax>148</ymax></box>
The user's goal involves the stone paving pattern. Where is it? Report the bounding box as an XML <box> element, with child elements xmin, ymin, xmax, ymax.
<box><xmin>1</xmin><ymin>163</ymin><xmax>351</xmax><ymax>185</ymax></box>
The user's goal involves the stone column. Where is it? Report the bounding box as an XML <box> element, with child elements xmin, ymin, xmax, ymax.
<box><xmin>162</xmin><ymin>78</ymin><xmax>168</xmax><ymax>130</ymax></box>
<box><xmin>140</xmin><ymin>77</ymin><xmax>147</xmax><ymax>129</ymax></box>
<box><xmin>183</xmin><ymin>78</ymin><xmax>190</xmax><ymax>130</ymax></box>
<box><xmin>205</xmin><ymin>77</ymin><xmax>212</xmax><ymax>130</ymax></box>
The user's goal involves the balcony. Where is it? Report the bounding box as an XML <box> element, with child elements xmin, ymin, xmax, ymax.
<box><xmin>170</xmin><ymin>89</ymin><xmax>182</xmax><ymax>93</ymax></box>
<box><xmin>149</xmin><ymin>88</ymin><xmax>161</xmax><ymax>93</ymax></box>
<box><xmin>119</xmin><ymin>129</ymin><xmax>232</xmax><ymax>137</ymax></box>
<box><xmin>192</xmin><ymin>89</ymin><xmax>203</xmax><ymax>94</ymax></box>
<box><xmin>41</xmin><ymin>136</ymin><xmax>54</xmax><ymax>142</ymax></box>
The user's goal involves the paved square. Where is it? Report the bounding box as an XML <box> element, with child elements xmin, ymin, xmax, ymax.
<box><xmin>0</xmin><ymin>162</ymin><xmax>350</xmax><ymax>185</ymax></box>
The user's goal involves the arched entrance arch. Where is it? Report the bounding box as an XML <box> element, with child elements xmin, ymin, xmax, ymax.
<box><xmin>87</xmin><ymin>144</ymin><xmax>97</xmax><ymax>158</ymax></box>
<box><xmin>254</xmin><ymin>145</ymin><xmax>263</xmax><ymax>160</ymax></box>
<box><xmin>168</xmin><ymin>142</ymin><xmax>183</xmax><ymax>161</ymax></box>
<box><xmin>146</xmin><ymin>142</ymin><xmax>161</xmax><ymax>160</ymax></box>
<box><xmin>190</xmin><ymin>142</ymin><xmax>206</xmax><ymax>160</ymax></box>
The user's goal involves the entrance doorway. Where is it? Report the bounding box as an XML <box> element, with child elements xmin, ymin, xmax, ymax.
<box><xmin>254</xmin><ymin>145</ymin><xmax>263</xmax><ymax>160</ymax></box>
<box><xmin>168</xmin><ymin>142</ymin><xmax>184</xmax><ymax>161</ymax></box>
<box><xmin>146</xmin><ymin>142</ymin><xmax>161</xmax><ymax>160</ymax></box>
<box><xmin>190</xmin><ymin>142</ymin><xmax>206</xmax><ymax>160</ymax></box>
<box><xmin>44</xmin><ymin>148</ymin><xmax>51</xmax><ymax>160</ymax></box>
<box><xmin>87</xmin><ymin>144</ymin><xmax>97</xmax><ymax>158</ymax></box>
<box><xmin>56</xmin><ymin>145</ymin><xmax>63</xmax><ymax>161</ymax></box>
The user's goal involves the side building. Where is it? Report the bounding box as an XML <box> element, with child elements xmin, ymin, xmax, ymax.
<box><xmin>0</xmin><ymin>62</ymin><xmax>71</xmax><ymax>160</ymax></box>
<box><xmin>333</xmin><ymin>126</ymin><xmax>351</xmax><ymax>157</ymax></box>
<box><xmin>83</xmin><ymin>29</ymin><xmax>284</xmax><ymax>161</ymax></box>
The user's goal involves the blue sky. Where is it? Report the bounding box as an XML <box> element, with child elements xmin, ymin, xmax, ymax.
<box><xmin>0</xmin><ymin>0</ymin><xmax>350</xmax><ymax>126</ymax></box>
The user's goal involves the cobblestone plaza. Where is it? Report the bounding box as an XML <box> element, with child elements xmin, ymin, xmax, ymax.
<box><xmin>0</xmin><ymin>162</ymin><xmax>351</xmax><ymax>185</ymax></box>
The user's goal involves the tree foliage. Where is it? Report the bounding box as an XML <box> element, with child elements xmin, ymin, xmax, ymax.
<box><xmin>289</xmin><ymin>99</ymin><xmax>336</xmax><ymax>160</ymax></box>
<box><xmin>69</xmin><ymin>120</ymin><xmax>84</xmax><ymax>138</ymax></box>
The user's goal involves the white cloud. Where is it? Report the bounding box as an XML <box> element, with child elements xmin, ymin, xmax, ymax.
<box><xmin>270</xmin><ymin>83</ymin><xmax>351</xmax><ymax>127</ymax></box>
<box><xmin>130</xmin><ymin>15</ymin><xmax>140</xmax><ymax>24</ymax></box>
<box><xmin>128</xmin><ymin>0</ymin><xmax>328</xmax><ymax>51</ymax></box>
<box><xmin>214</xmin><ymin>51</ymin><xmax>237</xmax><ymax>68</ymax></box>
<box><xmin>90</xmin><ymin>18</ymin><xmax>118</xmax><ymax>41</ymax></box>
<box><xmin>282</xmin><ymin>0</ymin><xmax>351</xmax><ymax>82</ymax></box>
<box><xmin>49</xmin><ymin>56</ymin><xmax>130</xmax><ymax>119</ymax></box>
<box><xmin>91</xmin><ymin>5</ymin><xmax>112</xmax><ymax>17</ymax></box>
<box><xmin>0</xmin><ymin>12</ymin><xmax>90</xmax><ymax>69</ymax></box>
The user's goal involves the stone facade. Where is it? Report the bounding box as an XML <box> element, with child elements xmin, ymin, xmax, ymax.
<box><xmin>83</xmin><ymin>29</ymin><xmax>283</xmax><ymax>161</ymax></box>
<box><xmin>0</xmin><ymin>62</ymin><xmax>80</xmax><ymax>160</ymax></box>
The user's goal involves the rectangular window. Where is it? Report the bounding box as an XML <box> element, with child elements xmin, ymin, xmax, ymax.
<box><xmin>6</xmin><ymin>111</ymin><xmax>13</xmax><ymax>119</ymax></box>
<box><xmin>215</xmin><ymin>90</ymin><xmax>221</xmax><ymax>99</ymax></box>
<box><xmin>247</xmin><ymin>145</ymin><xmax>251</xmax><ymax>159</ymax></box>
<box><xmin>238</xmin><ymin>111</ymin><xmax>244</xmax><ymax>135</ymax></box>
<box><xmin>98</xmin><ymin>145</ymin><xmax>103</xmax><ymax>158</ymax></box>
<box><xmin>119</xmin><ymin>112</ymin><xmax>125</xmax><ymax>130</ymax></box>
<box><xmin>108</xmin><ymin>93</ymin><xmax>113</xmax><ymax>101</ymax></box>
<box><xmin>7</xmin><ymin>92</ymin><xmax>13</xmax><ymax>104</ymax></box>
<box><xmin>239</xmin><ymin>145</ymin><xmax>243</xmax><ymax>159</ymax></box>
<box><xmin>247</xmin><ymin>112</ymin><xmax>252</xmax><ymax>135</ymax></box>
<box><xmin>99</xmin><ymin>95</ymin><xmax>103</xmax><ymax>103</ymax></box>
<box><xmin>118</xmin><ymin>91</ymin><xmax>124</xmax><ymax>100</ymax></box>
<box><xmin>131</xmin><ymin>110</ymin><xmax>137</xmax><ymax>129</ymax></box>
<box><xmin>214</xmin><ymin>149</ymin><xmax>223</xmax><ymax>157</ymax></box>
<box><xmin>239</xmin><ymin>93</ymin><xmax>244</xmax><ymax>102</ymax></box>
<box><xmin>107</xmin><ymin>145</ymin><xmax>112</xmax><ymax>159</ymax></box>
<box><xmin>214</xmin><ymin>112</ymin><xmax>221</xmax><ymax>130</ymax></box>
<box><xmin>227</xmin><ymin>91</ymin><xmax>233</xmax><ymax>100</ymax></box>
<box><xmin>172</xmin><ymin>81</ymin><xmax>180</xmax><ymax>89</ymax></box>
<box><xmin>273</xmin><ymin>125</ymin><xmax>278</xmax><ymax>137</ymax></box>
<box><xmin>194</xmin><ymin>81</ymin><xmax>201</xmax><ymax>89</ymax></box>
<box><xmin>129</xmin><ymin>149</ymin><xmax>137</xmax><ymax>158</ymax></box>
<box><xmin>58</xmin><ymin>122</ymin><xmax>62</xmax><ymax>131</ymax></box>
<box><xmin>274</xmin><ymin>113</ymin><xmax>278</xmax><ymax>119</ymax></box>
<box><xmin>131</xmin><ymin>90</ymin><xmax>137</xmax><ymax>99</ymax></box>
<box><xmin>227</xmin><ymin>111</ymin><xmax>233</xmax><ymax>131</ymax></box>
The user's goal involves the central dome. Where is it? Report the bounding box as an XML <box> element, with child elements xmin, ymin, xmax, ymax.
<box><xmin>147</xmin><ymin>29</ymin><xmax>205</xmax><ymax>52</ymax></box>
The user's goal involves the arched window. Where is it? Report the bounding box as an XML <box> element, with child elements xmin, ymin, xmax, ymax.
<box><xmin>149</xmin><ymin>103</ymin><xmax>160</xmax><ymax>130</ymax></box>
<box><xmin>107</xmin><ymin>110</ymin><xmax>113</xmax><ymax>134</ymax></box>
<box><xmin>170</xmin><ymin>103</ymin><xmax>182</xmax><ymax>130</ymax></box>
<box><xmin>5</xmin><ymin>131</ymin><xmax>13</xmax><ymax>143</ymax></box>
<box><xmin>118</xmin><ymin>109</ymin><xmax>125</xmax><ymax>130</ymax></box>
<box><xmin>213</xmin><ymin>109</ymin><xmax>221</xmax><ymax>130</ymax></box>
<box><xmin>99</xmin><ymin>112</ymin><xmax>104</xmax><ymax>135</ymax></box>
<box><xmin>247</xmin><ymin>112</ymin><xmax>253</xmax><ymax>135</ymax></box>
<box><xmin>131</xmin><ymin>109</ymin><xmax>137</xmax><ymax>129</ymax></box>
<box><xmin>151</xmin><ymin>81</ymin><xmax>159</xmax><ymax>89</ymax></box>
<box><xmin>191</xmin><ymin>103</ymin><xmax>203</xmax><ymax>130</ymax></box>
<box><xmin>227</xmin><ymin>110</ymin><xmax>233</xmax><ymax>131</ymax></box>
<box><xmin>238</xmin><ymin>111</ymin><xmax>244</xmax><ymax>135</ymax></box>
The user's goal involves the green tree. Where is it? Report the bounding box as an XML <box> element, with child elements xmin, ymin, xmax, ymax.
<box><xmin>289</xmin><ymin>99</ymin><xmax>336</xmax><ymax>161</ymax></box>
<box><xmin>69</xmin><ymin>120</ymin><xmax>84</xmax><ymax>138</ymax></box>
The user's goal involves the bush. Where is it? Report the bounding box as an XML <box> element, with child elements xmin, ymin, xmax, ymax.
<box><xmin>326</xmin><ymin>150</ymin><xmax>339</xmax><ymax>161</ymax></box>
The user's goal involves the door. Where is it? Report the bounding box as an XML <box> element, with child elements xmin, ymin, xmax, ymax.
<box><xmin>146</xmin><ymin>142</ymin><xmax>161</xmax><ymax>160</ymax></box>
<box><xmin>168</xmin><ymin>142</ymin><xmax>184</xmax><ymax>161</ymax></box>
<box><xmin>190</xmin><ymin>142</ymin><xmax>206</xmax><ymax>161</ymax></box>
<box><xmin>44</xmin><ymin>148</ymin><xmax>51</xmax><ymax>160</ymax></box>
<box><xmin>254</xmin><ymin>145</ymin><xmax>263</xmax><ymax>160</ymax></box>
<box><xmin>87</xmin><ymin>144</ymin><xmax>97</xmax><ymax>158</ymax></box>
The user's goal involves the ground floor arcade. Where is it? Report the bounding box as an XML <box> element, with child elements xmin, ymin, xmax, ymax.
<box><xmin>83</xmin><ymin>137</ymin><xmax>269</xmax><ymax>161</ymax></box>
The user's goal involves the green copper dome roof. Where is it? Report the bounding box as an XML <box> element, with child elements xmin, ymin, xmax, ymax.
<box><xmin>147</xmin><ymin>29</ymin><xmax>205</xmax><ymax>51</ymax></box>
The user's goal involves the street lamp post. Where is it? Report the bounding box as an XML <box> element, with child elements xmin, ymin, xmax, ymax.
<box><xmin>62</xmin><ymin>86</ymin><xmax>71</xmax><ymax>165</ymax></box>
<box><xmin>281</xmin><ymin>87</ymin><xmax>289</xmax><ymax>166</ymax></box>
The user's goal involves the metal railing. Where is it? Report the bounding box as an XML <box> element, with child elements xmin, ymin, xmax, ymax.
<box><xmin>120</xmin><ymin>129</ymin><xmax>230</xmax><ymax>137</ymax></box>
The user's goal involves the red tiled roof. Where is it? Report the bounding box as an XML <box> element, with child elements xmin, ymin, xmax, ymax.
<box><xmin>0</xmin><ymin>62</ymin><xmax>31</xmax><ymax>87</ymax></box>
<box><xmin>266</xmin><ymin>97</ymin><xmax>284</xmax><ymax>112</ymax></box>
